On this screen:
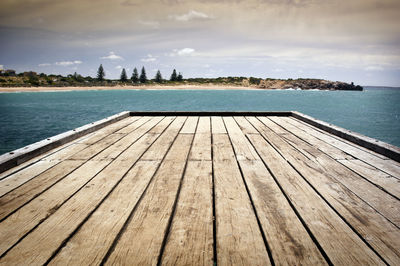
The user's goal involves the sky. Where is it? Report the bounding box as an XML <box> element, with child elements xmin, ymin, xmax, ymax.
<box><xmin>0</xmin><ymin>0</ymin><xmax>399</xmax><ymax>86</ymax></box>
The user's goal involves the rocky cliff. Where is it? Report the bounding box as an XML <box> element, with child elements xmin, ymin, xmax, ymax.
<box><xmin>257</xmin><ymin>79</ymin><xmax>363</xmax><ymax>91</ymax></box>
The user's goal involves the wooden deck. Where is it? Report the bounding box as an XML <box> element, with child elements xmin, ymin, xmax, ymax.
<box><xmin>0</xmin><ymin>114</ymin><xmax>399</xmax><ymax>265</ymax></box>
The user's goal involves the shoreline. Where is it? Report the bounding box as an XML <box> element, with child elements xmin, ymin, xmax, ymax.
<box><xmin>0</xmin><ymin>85</ymin><xmax>263</xmax><ymax>93</ymax></box>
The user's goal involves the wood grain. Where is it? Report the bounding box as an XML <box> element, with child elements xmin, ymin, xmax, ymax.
<box><xmin>248</xmin><ymin>117</ymin><xmax>398</xmax><ymax>265</ymax></box>
<box><xmin>104</xmin><ymin>134</ymin><xmax>193</xmax><ymax>265</ymax></box>
<box><xmin>213</xmin><ymin>134</ymin><xmax>271</xmax><ymax>265</ymax></box>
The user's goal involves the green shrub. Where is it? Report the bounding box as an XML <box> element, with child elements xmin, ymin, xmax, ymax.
<box><xmin>28</xmin><ymin>76</ymin><xmax>40</xmax><ymax>86</ymax></box>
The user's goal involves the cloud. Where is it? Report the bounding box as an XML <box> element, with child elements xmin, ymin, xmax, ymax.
<box><xmin>141</xmin><ymin>54</ymin><xmax>157</xmax><ymax>62</ymax></box>
<box><xmin>100</xmin><ymin>51</ymin><xmax>123</xmax><ymax>60</ymax></box>
<box><xmin>115</xmin><ymin>65</ymin><xmax>123</xmax><ymax>69</ymax></box>
<box><xmin>138</xmin><ymin>20</ymin><xmax>160</xmax><ymax>29</ymax></box>
<box><xmin>365</xmin><ymin>65</ymin><xmax>384</xmax><ymax>71</ymax></box>
<box><xmin>55</xmin><ymin>60</ymin><xmax>82</xmax><ymax>66</ymax></box>
<box><xmin>168</xmin><ymin>48</ymin><xmax>196</xmax><ymax>57</ymax></box>
<box><xmin>38</xmin><ymin>63</ymin><xmax>51</xmax><ymax>67</ymax></box>
<box><xmin>170</xmin><ymin>10</ymin><xmax>211</xmax><ymax>22</ymax></box>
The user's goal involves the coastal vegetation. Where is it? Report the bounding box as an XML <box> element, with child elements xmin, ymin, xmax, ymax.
<box><xmin>0</xmin><ymin>66</ymin><xmax>363</xmax><ymax>90</ymax></box>
<box><xmin>96</xmin><ymin>64</ymin><xmax>105</xmax><ymax>81</ymax></box>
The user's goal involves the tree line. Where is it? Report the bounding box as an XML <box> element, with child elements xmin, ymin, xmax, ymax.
<box><xmin>97</xmin><ymin>64</ymin><xmax>183</xmax><ymax>83</ymax></box>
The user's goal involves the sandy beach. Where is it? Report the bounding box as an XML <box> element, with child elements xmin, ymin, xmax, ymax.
<box><xmin>0</xmin><ymin>85</ymin><xmax>262</xmax><ymax>93</ymax></box>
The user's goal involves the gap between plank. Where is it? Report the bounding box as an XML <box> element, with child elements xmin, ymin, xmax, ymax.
<box><xmin>246</xmin><ymin>117</ymin><xmax>333</xmax><ymax>265</ymax></box>
<box><xmin>289</xmin><ymin>117</ymin><xmax>400</xmax><ymax>178</ymax></box>
<box><xmin>99</xmin><ymin>117</ymin><xmax>187</xmax><ymax>265</ymax></box>
<box><xmin>0</xmin><ymin>117</ymin><xmax>143</xmax><ymax>200</ymax></box>
<box><xmin>224</xmin><ymin>117</ymin><xmax>275</xmax><ymax>266</ymax></box>
<box><xmin>250</xmin><ymin>117</ymin><xmax>389</xmax><ymax>265</ymax></box>
<box><xmin>269</xmin><ymin>117</ymin><xmax>400</xmax><ymax>199</ymax></box>
<box><xmin>210</xmin><ymin>120</ymin><xmax>218</xmax><ymax>266</ymax></box>
<box><xmin>286</xmin><ymin>161</ymin><xmax>390</xmax><ymax>265</ymax></box>
<box><xmin>0</xmin><ymin>118</ymin><xmax>153</xmax><ymax>225</ymax></box>
<box><xmin>40</xmin><ymin>117</ymin><xmax>173</xmax><ymax>265</ymax></box>
<box><xmin>156</xmin><ymin>118</ymin><xmax>198</xmax><ymax>265</ymax></box>
<box><xmin>265</xmin><ymin>117</ymin><xmax>400</xmax><ymax>229</ymax></box>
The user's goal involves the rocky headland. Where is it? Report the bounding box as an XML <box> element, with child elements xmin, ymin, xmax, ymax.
<box><xmin>257</xmin><ymin>78</ymin><xmax>363</xmax><ymax>91</ymax></box>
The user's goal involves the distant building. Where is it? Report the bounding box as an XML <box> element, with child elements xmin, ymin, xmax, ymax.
<box><xmin>4</xmin><ymin>69</ymin><xmax>16</xmax><ymax>76</ymax></box>
<box><xmin>23</xmin><ymin>71</ymin><xmax>37</xmax><ymax>77</ymax></box>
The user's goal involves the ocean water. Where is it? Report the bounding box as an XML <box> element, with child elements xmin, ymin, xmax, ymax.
<box><xmin>0</xmin><ymin>87</ymin><xmax>399</xmax><ymax>154</ymax></box>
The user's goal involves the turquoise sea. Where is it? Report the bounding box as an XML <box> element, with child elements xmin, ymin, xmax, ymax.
<box><xmin>0</xmin><ymin>87</ymin><xmax>399</xmax><ymax>154</ymax></box>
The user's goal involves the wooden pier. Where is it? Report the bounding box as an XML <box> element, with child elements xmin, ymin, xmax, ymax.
<box><xmin>0</xmin><ymin>112</ymin><xmax>399</xmax><ymax>265</ymax></box>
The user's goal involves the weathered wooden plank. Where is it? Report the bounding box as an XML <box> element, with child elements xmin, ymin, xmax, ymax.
<box><xmin>288</xmin><ymin>116</ymin><xmax>387</xmax><ymax>160</ymax></box>
<box><xmin>339</xmin><ymin>159</ymin><xmax>400</xmax><ymax>199</ymax></box>
<box><xmin>161</xmin><ymin>160</ymin><xmax>214</xmax><ymax>265</ymax></box>
<box><xmin>223</xmin><ymin>117</ymin><xmax>258</xmax><ymax>161</ymax></box>
<box><xmin>0</xmin><ymin>118</ymin><xmax>166</xmax><ymax>257</ymax></box>
<box><xmin>234</xmin><ymin>116</ymin><xmax>259</xmax><ymax>134</ymax></box>
<box><xmin>197</xmin><ymin>116</ymin><xmax>210</xmax><ymax>133</ymax></box>
<box><xmin>0</xmin><ymin>160</ymin><xmax>133</xmax><ymax>265</ymax></box>
<box><xmin>248</xmin><ymin>117</ymin><xmax>400</xmax><ymax>265</ymax></box>
<box><xmin>0</xmin><ymin>159</ymin><xmax>84</xmax><ymax>221</ymax></box>
<box><xmin>302</xmin><ymin>146</ymin><xmax>399</xmax><ymax>226</ymax></box>
<box><xmin>0</xmin><ymin>121</ymin><xmax>123</xmax><ymax>197</ymax></box>
<box><xmin>67</xmin><ymin>133</ymin><xmax>124</xmax><ymax>161</ymax></box>
<box><xmin>0</xmin><ymin>139</ymin><xmax>83</xmax><ymax>180</ymax></box>
<box><xmin>211</xmin><ymin>116</ymin><xmax>226</xmax><ymax>134</ymax></box>
<box><xmin>0</xmin><ymin>160</ymin><xmax>59</xmax><ymax>197</ymax></box>
<box><xmin>189</xmin><ymin>117</ymin><xmax>211</xmax><ymax>161</ymax></box>
<box><xmin>291</xmin><ymin>111</ymin><xmax>400</xmax><ymax>162</ymax></box>
<box><xmin>141</xmin><ymin>116</ymin><xmax>187</xmax><ymax>161</ymax></box>
<box><xmin>147</xmin><ymin>116</ymin><xmax>175</xmax><ymax>134</ymax></box>
<box><xmin>74</xmin><ymin>131</ymin><xmax>96</xmax><ymax>143</ymax></box>
<box><xmin>0</xmin><ymin>160</ymin><xmax>110</xmax><ymax>256</ymax></box>
<box><xmin>113</xmin><ymin>116</ymin><xmax>149</xmax><ymax>134</ymax></box>
<box><xmin>79</xmin><ymin>116</ymin><xmax>141</xmax><ymax>145</ymax></box>
<box><xmin>0</xmin><ymin>142</ymin><xmax>90</xmax><ymax>196</ymax></box>
<box><xmin>40</xmin><ymin>143</ymin><xmax>89</xmax><ymax>162</ymax></box>
<box><xmin>258</xmin><ymin>117</ymin><xmax>400</xmax><ymax>226</ymax></box>
<box><xmin>0</xmin><ymin>127</ymin><xmax>168</xmax><ymax>265</ymax></box>
<box><xmin>93</xmin><ymin>117</ymin><xmax>163</xmax><ymax>161</ymax></box>
<box><xmin>180</xmin><ymin>116</ymin><xmax>199</xmax><ymax>134</ymax></box>
<box><xmin>288</xmin><ymin>117</ymin><xmax>400</xmax><ymax>178</ymax></box>
<box><xmin>228</xmin><ymin>118</ymin><xmax>327</xmax><ymax>264</ymax></box>
<box><xmin>289</xmin><ymin>158</ymin><xmax>400</xmax><ymax>265</ymax></box>
<box><xmin>212</xmin><ymin>134</ymin><xmax>271</xmax><ymax>265</ymax></box>
<box><xmin>45</xmin><ymin>118</ymin><xmax>176</xmax><ymax>265</ymax></box>
<box><xmin>270</xmin><ymin>116</ymin><xmax>353</xmax><ymax>160</ymax></box>
<box><xmin>116</xmin><ymin>117</ymin><xmax>175</xmax><ymax>162</ymax></box>
<box><xmin>257</xmin><ymin>116</ymin><xmax>319</xmax><ymax>161</ymax></box>
<box><xmin>67</xmin><ymin>117</ymin><xmax>151</xmax><ymax>161</ymax></box>
<box><xmin>245</xmin><ymin>132</ymin><xmax>384</xmax><ymax>265</ymax></box>
<box><xmin>238</xmin><ymin>159</ymin><xmax>327</xmax><ymax>265</ymax></box>
<box><xmin>104</xmin><ymin>134</ymin><xmax>193</xmax><ymax>265</ymax></box>
<box><xmin>0</xmin><ymin>112</ymin><xmax>131</xmax><ymax>173</ymax></box>
<box><xmin>49</xmin><ymin>161</ymin><xmax>159</xmax><ymax>265</ymax></box>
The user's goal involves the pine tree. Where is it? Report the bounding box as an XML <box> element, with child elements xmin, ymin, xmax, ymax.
<box><xmin>97</xmin><ymin>64</ymin><xmax>105</xmax><ymax>81</ymax></box>
<box><xmin>131</xmin><ymin>68</ymin><xmax>139</xmax><ymax>83</ymax></box>
<box><xmin>139</xmin><ymin>66</ymin><xmax>147</xmax><ymax>83</ymax></box>
<box><xmin>170</xmin><ymin>69</ymin><xmax>177</xmax><ymax>81</ymax></box>
<box><xmin>155</xmin><ymin>70</ymin><xmax>163</xmax><ymax>83</ymax></box>
<box><xmin>177</xmin><ymin>72</ymin><xmax>183</xmax><ymax>81</ymax></box>
<box><xmin>120</xmin><ymin>68</ymin><xmax>127</xmax><ymax>82</ymax></box>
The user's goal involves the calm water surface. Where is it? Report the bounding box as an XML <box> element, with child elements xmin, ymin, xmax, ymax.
<box><xmin>0</xmin><ymin>87</ymin><xmax>399</xmax><ymax>154</ymax></box>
